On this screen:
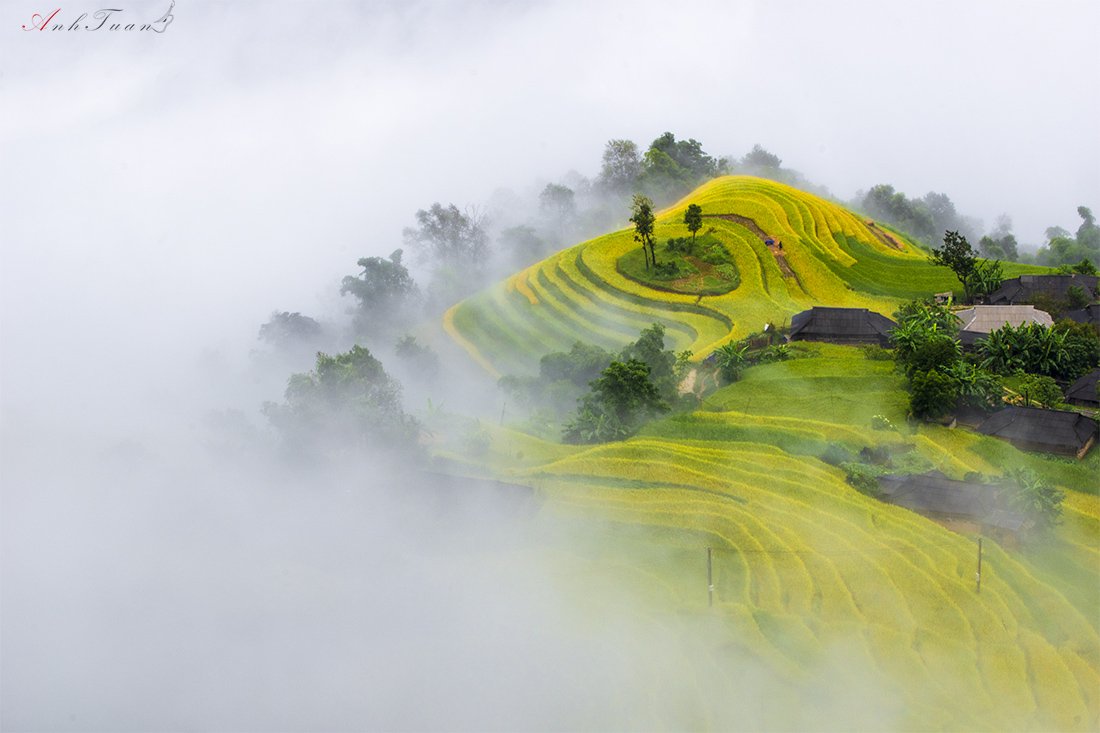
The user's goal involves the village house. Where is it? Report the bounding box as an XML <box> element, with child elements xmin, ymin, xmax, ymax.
<box><xmin>787</xmin><ymin>307</ymin><xmax>896</xmax><ymax>346</ymax></box>
<box><xmin>1064</xmin><ymin>303</ymin><xmax>1100</xmax><ymax>329</ymax></box>
<box><xmin>977</xmin><ymin>406</ymin><xmax>1098</xmax><ymax>459</ymax></box>
<box><xmin>877</xmin><ymin>471</ymin><xmax>1031</xmax><ymax>541</ymax></box>
<box><xmin>954</xmin><ymin>305</ymin><xmax>1053</xmax><ymax>348</ymax></box>
<box><xmin>1065</xmin><ymin>369</ymin><xmax>1100</xmax><ymax>409</ymax></box>
<box><xmin>986</xmin><ymin>274</ymin><xmax>1098</xmax><ymax>306</ymax></box>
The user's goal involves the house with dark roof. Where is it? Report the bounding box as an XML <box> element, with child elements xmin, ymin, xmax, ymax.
<box><xmin>787</xmin><ymin>307</ymin><xmax>896</xmax><ymax>346</ymax></box>
<box><xmin>977</xmin><ymin>406</ymin><xmax>1098</xmax><ymax>459</ymax></box>
<box><xmin>877</xmin><ymin>471</ymin><xmax>1031</xmax><ymax>538</ymax></box>
<box><xmin>986</xmin><ymin>274</ymin><xmax>1098</xmax><ymax>306</ymax></box>
<box><xmin>1064</xmin><ymin>303</ymin><xmax>1100</xmax><ymax>329</ymax></box>
<box><xmin>955</xmin><ymin>305</ymin><xmax>1053</xmax><ymax>348</ymax></box>
<box><xmin>1066</xmin><ymin>370</ymin><xmax>1100</xmax><ymax>409</ymax></box>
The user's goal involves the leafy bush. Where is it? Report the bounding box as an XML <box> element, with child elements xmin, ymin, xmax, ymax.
<box><xmin>978</xmin><ymin>321</ymin><xmax>1098</xmax><ymax>380</ymax></box>
<box><xmin>818</xmin><ymin>443</ymin><xmax>854</xmax><ymax>466</ymax></box>
<box><xmin>700</xmin><ymin>245</ymin><xmax>728</xmax><ymax>265</ymax></box>
<box><xmin>653</xmin><ymin>260</ymin><xmax>681</xmax><ymax>279</ymax></box>
<box><xmin>842</xmin><ymin>462</ymin><xmax>883</xmax><ymax>497</ymax></box>
<box><xmin>1014</xmin><ymin>373</ymin><xmax>1064</xmax><ymax>408</ymax></box>
<box><xmin>861</xmin><ymin>344</ymin><xmax>894</xmax><ymax>361</ymax></box>
<box><xmin>394</xmin><ymin>334</ymin><xmax>441</xmax><ymax>380</ymax></box>
<box><xmin>665</xmin><ymin>236</ymin><xmax>694</xmax><ymax>254</ymax></box>
<box><xmin>1006</xmin><ymin>467</ymin><xmax>1064</xmax><ymax>529</ymax></box>
<box><xmin>910</xmin><ymin>369</ymin><xmax>957</xmax><ymax>419</ymax></box>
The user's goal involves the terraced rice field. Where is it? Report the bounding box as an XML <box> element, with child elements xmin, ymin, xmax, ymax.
<box><xmin>437</xmin><ymin>176</ymin><xmax>1094</xmax><ymax>728</ymax></box>
<box><xmin>432</xmin><ymin>343</ymin><xmax>1100</xmax><ymax>730</ymax></box>
<box><xmin>446</xmin><ymin>176</ymin><xmax>1043</xmax><ymax>376</ymax></box>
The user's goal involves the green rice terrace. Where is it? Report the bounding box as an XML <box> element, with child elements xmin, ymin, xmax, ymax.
<box><xmin>437</xmin><ymin>176</ymin><xmax>1099</xmax><ymax>730</ymax></box>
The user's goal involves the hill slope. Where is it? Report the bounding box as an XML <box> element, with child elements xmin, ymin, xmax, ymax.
<box><xmin>432</xmin><ymin>343</ymin><xmax>1100</xmax><ymax>730</ymax></box>
<box><xmin>446</xmin><ymin>175</ymin><xmax>1042</xmax><ymax>376</ymax></box>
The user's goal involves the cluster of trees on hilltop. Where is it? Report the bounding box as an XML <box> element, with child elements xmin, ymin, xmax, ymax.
<box><xmin>858</xmin><ymin>185</ymin><xmax>983</xmax><ymax>246</ymax></box>
<box><xmin>1031</xmin><ymin>207</ymin><xmax>1100</xmax><ymax>269</ymax></box>
<box><xmin>490</xmin><ymin>135</ymin><xmax>827</xmax><ymax>273</ymax></box>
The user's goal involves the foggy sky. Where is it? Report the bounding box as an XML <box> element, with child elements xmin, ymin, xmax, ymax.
<box><xmin>4</xmin><ymin>0</ymin><xmax>1098</xmax><ymax>425</ymax></box>
<box><xmin>2</xmin><ymin>1</ymin><xmax>1099</xmax><ymax>730</ymax></box>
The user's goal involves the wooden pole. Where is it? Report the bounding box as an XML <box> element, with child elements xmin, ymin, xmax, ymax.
<box><xmin>707</xmin><ymin>547</ymin><xmax>714</xmax><ymax>607</ymax></box>
<box><xmin>976</xmin><ymin>537</ymin><xmax>983</xmax><ymax>593</ymax></box>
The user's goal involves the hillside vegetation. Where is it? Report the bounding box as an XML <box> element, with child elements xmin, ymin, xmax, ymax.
<box><xmin>446</xmin><ymin>176</ymin><xmax>1043</xmax><ymax>376</ymax></box>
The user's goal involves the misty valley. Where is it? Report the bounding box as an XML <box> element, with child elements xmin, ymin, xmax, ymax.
<box><xmin>4</xmin><ymin>6</ymin><xmax>1100</xmax><ymax>731</ymax></box>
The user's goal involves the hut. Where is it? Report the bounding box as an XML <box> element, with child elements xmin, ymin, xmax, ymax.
<box><xmin>1064</xmin><ymin>303</ymin><xmax>1100</xmax><ymax>329</ymax></box>
<box><xmin>787</xmin><ymin>307</ymin><xmax>896</xmax><ymax>346</ymax></box>
<box><xmin>1065</xmin><ymin>369</ymin><xmax>1100</xmax><ymax>409</ymax></box>
<box><xmin>977</xmin><ymin>406</ymin><xmax>1098</xmax><ymax>459</ymax></box>
<box><xmin>877</xmin><ymin>471</ymin><xmax>1031</xmax><ymax>539</ymax></box>
<box><xmin>986</xmin><ymin>274</ymin><xmax>1098</xmax><ymax>306</ymax></box>
<box><xmin>955</xmin><ymin>305</ymin><xmax>1053</xmax><ymax>348</ymax></box>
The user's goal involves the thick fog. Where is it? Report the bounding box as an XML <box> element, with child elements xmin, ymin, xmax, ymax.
<box><xmin>2</xmin><ymin>0</ymin><xmax>1099</xmax><ymax>730</ymax></box>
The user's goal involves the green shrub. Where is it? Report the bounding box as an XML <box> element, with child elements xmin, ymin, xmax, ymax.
<box><xmin>862</xmin><ymin>344</ymin><xmax>894</xmax><ymax>361</ymax></box>
<box><xmin>842</xmin><ymin>462</ymin><xmax>883</xmax><ymax>497</ymax></box>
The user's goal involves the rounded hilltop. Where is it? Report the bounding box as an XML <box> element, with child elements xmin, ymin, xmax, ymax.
<box><xmin>446</xmin><ymin>175</ymin><xmax>1041</xmax><ymax>376</ymax></box>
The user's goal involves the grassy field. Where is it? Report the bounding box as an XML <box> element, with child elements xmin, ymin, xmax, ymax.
<box><xmin>436</xmin><ymin>175</ymin><xmax>1096</xmax><ymax>729</ymax></box>
<box><xmin>429</xmin><ymin>343</ymin><xmax>1100</xmax><ymax>730</ymax></box>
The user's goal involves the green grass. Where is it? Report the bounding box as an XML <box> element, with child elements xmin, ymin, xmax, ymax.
<box><xmin>617</xmin><ymin>233</ymin><xmax>741</xmax><ymax>296</ymax></box>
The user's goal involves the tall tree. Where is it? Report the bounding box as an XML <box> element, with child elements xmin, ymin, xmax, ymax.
<box><xmin>562</xmin><ymin>358</ymin><xmax>668</xmax><ymax>444</ymax></box>
<box><xmin>263</xmin><ymin>345</ymin><xmax>420</xmax><ymax>458</ymax></box>
<box><xmin>928</xmin><ymin>230</ymin><xmax>1002</xmax><ymax>301</ymax></box>
<box><xmin>684</xmin><ymin>203</ymin><xmax>703</xmax><ymax>244</ymax></box>
<box><xmin>258</xmin><ymin>311</ymin><xmax>324</xmax><ymax>348</ymax></box>
<box><xmin>403</xmin><ymin>203</ymin><xmax>489</xmax><ymax>272</ymax></box>
<box><xmin>539</xmin><ymin>183</ymin><xmax>576</xmax><ymax>241</ymax></box>
<box><xmin>740</xmin><ymin>144</ymin><xmax>782</xmax><ymax>170</ymax></box>
<box><xmin>498</xmin><ymin>225</ymin><xmax>545</xmax><ymax>269</ymax></box>
<box><xmin>340</xmin><ymin>249</ymin><xmax>419</xmax><ymax>337</ymax></box>
<box><xmin>597</xmin><ymin>139</ymin><xmax>641</xmax><ymax>195</ymax></box>
<box><xmin>630</xmin><ymin>194</ymin><xmax>657</xmax><ymax>270</ymax></box>
<box><xmin>402</xmin><ymin>203</ymin><xmax>490</xmax><ymax>305</ymax></box>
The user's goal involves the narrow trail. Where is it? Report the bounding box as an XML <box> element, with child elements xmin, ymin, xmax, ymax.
<box><xmin>865</xmin><ymin>221</ymin><xmax>905</xmax><ymax>250</ymax></box>
<box><xmin>704</xmin><ymin>213</ymin><xmax>799</xmax><ymax>281</ymax></box>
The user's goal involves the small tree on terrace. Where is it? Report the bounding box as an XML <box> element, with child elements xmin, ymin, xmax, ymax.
<box><xmin>630</xmin><ymin>194</ymin><xmax>657</xmax><ymax>271</ymax></box>
<box><xmin>684</xmin><ymin>203</ymin><xmax>703</xmax><ymax>245</ymax></box>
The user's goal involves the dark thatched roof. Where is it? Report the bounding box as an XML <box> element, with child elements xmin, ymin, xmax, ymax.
<box><xmin>1064</xmin><ymin>303</ymin><xmax>1100</xmax><ymax>327</ymax></box>
<box><xmin>1066</xmin><ymin>370</ymin><xmax>1100</xmax><ymax>407</ymax></box>
<box><xmin>977</xmin><ymin>406</ymin><xmax>1098</xmax><ymax>451</ymax></box>
<box><xmin>877</xmin><ymin>471</ymin><xmax>1029</xmax><ymax>531</ymax></box>
<box><xmin>788</xmin><ymin>307</ymin><xmax>896</xmax><ymax>343</ymax></box>
<box><xmin>987</xmin><ymin>274</ymin><xmax>1098</xmax><ymax>305</ymax></box>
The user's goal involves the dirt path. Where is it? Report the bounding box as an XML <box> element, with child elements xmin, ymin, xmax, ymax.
<box><xmin>704</xmin><ymin>213</ymin><xmax>797</xmax><ymax>279</ymax></box>
<box><xmin>865</xmin><ymin>221</ymin><xmax>905</xmax><ymax>250</ymax></box>
<box><xmin>678</xmin><ymin>369</ymin><xmax>696</xmax><ymax>396</ymax></box>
